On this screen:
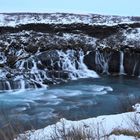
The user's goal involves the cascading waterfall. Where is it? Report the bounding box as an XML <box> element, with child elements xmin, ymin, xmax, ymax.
<box><xmin>78</xmin><ymin>51</ymin><xmax>99</xmax><ymax>78</ymax></box>
<box><xmin>57</xmin><ymin>50</ymin><xmax>99</xmax><ymax>80</ymax></box>
<box><xmin>8</xmin><ymin>49</ymin><xmax>98</xmax><ymax>90</ymax></box>
<box><xmin>1</xmin><ymin>47</ymin><xmax>140</xmax><ymax>90</ymax></box>
<box><xmin>19</xmin><ymin>58</ymin><xmax>48</xmax><ymax>88</ymax></box>
<box><xmin>4</xmin><ymin>47</ymin><xmax>140</xmax><ymax>90</ymax></box>
<box><xmin>119</xmin><ymin>51</ymin><xmax>125</xmax><ymax>75</ymax></box>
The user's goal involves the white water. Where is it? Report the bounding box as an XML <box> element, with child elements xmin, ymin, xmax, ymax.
<box><xmin>119</xmin><ymin>51</ymin><xmax>125</xmax><ymax>75</ymax></box>
<box><xmin>0</xmin><ymin>83</ymin><xmax>113</xmax><ymax>116</ymax></box>
<box><xmin>57</xmin><ymin>50</ymin><xmax>99</xmax><ymax>80</ymax></box>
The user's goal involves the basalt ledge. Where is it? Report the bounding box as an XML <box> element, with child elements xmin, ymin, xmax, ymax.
<box><xmin>0</xmin><ymin>13</ymin><xmax>140</xmax><ymax>90</ymax></box>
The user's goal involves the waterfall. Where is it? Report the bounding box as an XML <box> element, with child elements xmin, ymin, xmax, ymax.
<box><xmin>95</xmin><ymin>50</ymin><xmax>110</xmax><ymax>74</ymax></box>
<box><xmin>78</xmin><ymin>51</ymin><xmax>99</xmax><ymax>78</ymax></box>
<box><xmin>4</xmin><ymin>49</ymin><xmax>98</xmax><ymax>90</ymax></box>
<box><xmin>132</xmin><ymin>62</ymin><xmax>138</xmax><ymax>76</ymax></box>
<box><xmin>6</xmin><ymin>81</ymin><xmax>11</xmax><ymax>90</ymax></box>
<box><xmin>20</xmin><ymin>79</ymin><xmax>25</xmax><ymax>89</ymax></box>
<box><xmin>57</xmin><ymin>50</ymin><xmax>99</xmax><ymax>80</ymax></box>
<box><xmin>119</xmin><ymin>51</ymin><xmax>125</xmax><ymax>75</ymax></box>
<box><xmin>0</xmin><ymin>52</ymin><xmax>6</xmax><ymax>64</ymax></box>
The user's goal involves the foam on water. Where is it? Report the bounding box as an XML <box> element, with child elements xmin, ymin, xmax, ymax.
<box><xmin>48</xmin><ymin>89</ymin><xmax>83</xmax><ymax>97</ymax></box>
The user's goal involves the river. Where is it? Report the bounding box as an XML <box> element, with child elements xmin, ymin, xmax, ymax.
<box><xmin>0</xmin><ymin>75</ymin><xmax>139</xmax><ymax>131</ymax></box>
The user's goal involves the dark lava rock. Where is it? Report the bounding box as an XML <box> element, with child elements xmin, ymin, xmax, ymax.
<box><xmin>108</xmin><ymin>50</ymin><xmax>120</xmax><ymax>74</ymax></box>
<box><xmin>6</xmin><ymin>73</ymin><xmax>12</xmax><ymax>79</ymax></box>
<box><xmin>24</xmin><ymin>45</ymin><xmax>38</xmax><ymax>54</ymax></box>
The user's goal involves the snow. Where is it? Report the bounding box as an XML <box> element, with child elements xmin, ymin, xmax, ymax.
<box><xmin>133</xmin><ymin>103</ymin><xmax>140</xmax><ymax>113</ymax></box>
<box><xmin>60</xmin><ymin>33</ymin><xmax>97</xmax><ymax>47</ymax></box>
<box><xmin>16</xmin><ymin>104</ymin><xmax>140</xmax><ymax>140</ymax></box>
<box><xmin>109</xmin><ymin>135</ymin><xmax>137</xmax><ymax>140</ymax></box>
<box><xmin>0</xmin><ymin>13</ymin><xmax>139</xmax><ymax>27</ymax></box>
<box><xmin>125</xmin><ymin>28</ymin><xmax>140</xmax><ymax>41</ymax></box>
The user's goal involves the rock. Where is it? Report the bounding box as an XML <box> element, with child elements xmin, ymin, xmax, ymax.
<box><xmin>124</xmin><ymin>51</ymin><xmax>140</xmax><ymax>76</ymax></box>
<box><xmin>6</xmin><ymin>55</ymin><xmax>17</xmax><ymax>68</ymax></box>
<box><xmin>24</xmin><ymin>45</ymin><xmax>38</xmax><ymax>54</ymax></box>
<box><xmin>6</xmin><ymin>73</ymin><xmax>12</xmax><ymax>79</ymax></box>
<box><xmin>0</xmin><ymin>63</ymin><xmax>4</xmax><ymax>67</ymax></box>
<box><xmin>84</xmin><ymin>51</ymin><xmax>97</xmax><ymax>71</ymax></box>
<box><xmin>108</xmin><ymin>50</ymin><xmax>120</xmax><ymax>74</ymax></box>
<box><xmin>84</xmin><ymin>50</ymin><xmax>120</xmax><ymax>74</ymax></box>
<box><xmin>43</xmin><ymin>79</ymin><xmax>54</xmax><ymax>85</ymax></box>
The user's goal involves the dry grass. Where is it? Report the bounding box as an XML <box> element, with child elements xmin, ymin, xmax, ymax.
<box><xmin>0</xmin><ymin>123</ymin><xmax>21</xmax><ymax>140</ymax></box>
<box><xmin>111</xmin><ymin>128</ymin><xmax>140</xmax><ymax>138</ymax></box>
<box><xmin>111</xmin><ymin>113</ymin><xmax>140</xmax><ymax>139</ymax></box>
<box><xmin>0</xmin><ymin>121</ymin><xmax>33</xmax><ymax>140</ymax></box>
<box><xmin>50</xmin><ymin>120</ymin><xmax>110</xmax><ymax>140</ymax></box>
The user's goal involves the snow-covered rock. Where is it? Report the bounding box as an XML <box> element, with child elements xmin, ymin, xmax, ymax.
<box><xmin>133</xmin><ymin>103</ymin><xmax>140</xmax><ymax>113</ymax></box>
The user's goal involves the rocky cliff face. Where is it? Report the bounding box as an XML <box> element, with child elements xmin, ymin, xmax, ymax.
<box><xmin>0</xmin><ymin>13</ymin><xmax>140</xmax><ymax>90</ymax></box>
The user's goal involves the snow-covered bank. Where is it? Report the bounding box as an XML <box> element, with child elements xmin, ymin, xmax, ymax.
<box><xmin>16</xmin><ymin>104</ymin><xmax>140</xmax><ymax>140</ymax></box>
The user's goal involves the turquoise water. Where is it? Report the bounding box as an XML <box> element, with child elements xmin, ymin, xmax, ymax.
<box><xmin>0</xmin><ymin>76</ymin><xmax>140</xmax><ymax>129</ymax></box>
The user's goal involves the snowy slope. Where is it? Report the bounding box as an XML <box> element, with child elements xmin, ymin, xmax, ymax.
<box><xmin>0</xmin><ymin>13</ymin><xmax>139</xmax><ymax>27</ymax></box>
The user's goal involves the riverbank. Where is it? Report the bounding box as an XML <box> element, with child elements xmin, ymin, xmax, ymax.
<box><xmin>16</xmin><ymin>104</ymin><xmax>140</xmax><ymax>140</ymax></box>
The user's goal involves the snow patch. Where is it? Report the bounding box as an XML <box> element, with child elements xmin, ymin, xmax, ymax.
<box><xmin>133</xmin><ymin>103</ymin><xmax>140</xmax><ymax>113</ymax></box>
